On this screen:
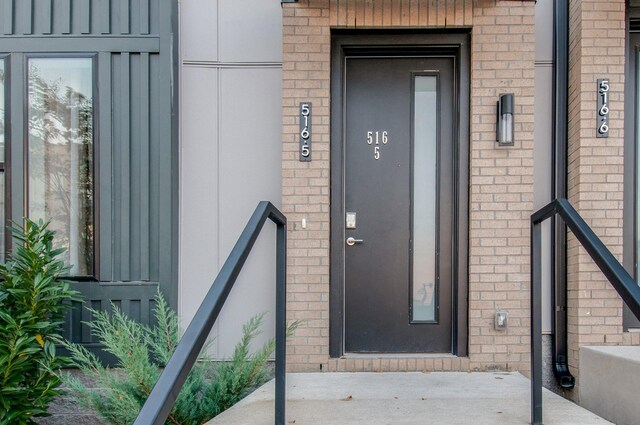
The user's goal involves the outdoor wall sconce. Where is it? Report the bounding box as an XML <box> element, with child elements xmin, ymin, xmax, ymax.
<box><xmin>496</xmin><ymin>93</ymin><xmax>514</xmax><ymax>146</ymax></box>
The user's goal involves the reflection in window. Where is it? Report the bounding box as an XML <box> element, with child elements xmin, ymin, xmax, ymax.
<box><xmin>0</xmin><ymin>60</ymin><xmax>5</xmax><ymax>261</ymax></box>
<box><xmin>638</xmin><ymin>50</ymin><xmax>640</xmax><ymax>281</ymax></box>
<box><xmin>412</xmin><ymin>75</ymin><xmax>438</xmax><ymax>322</ymax></box>
<box><xmin>28</xmin><ymin>58</ymin><xmax>94</xmax><ymax>275</ymax></box>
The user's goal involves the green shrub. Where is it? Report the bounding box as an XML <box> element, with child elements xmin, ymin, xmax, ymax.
<box><xmin>63</xmin><ymin>290</ymin><xmax>298</xmax><ymax>425</ymax></box>
<box><xmin>0</xmin><ymin>219</ymin><xmax>80</xmax><ymax>425</ymax></box>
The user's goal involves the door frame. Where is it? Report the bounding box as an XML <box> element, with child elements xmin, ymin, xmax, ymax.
<box><xmin>329</xmin><ymin>31</ymin><xmax>470</xmax><ymax>357</ymax></box>
<box><xmin>624</xmin><ymin>17</ymin><xmax>640</xmax><ymax>329</ymax></box>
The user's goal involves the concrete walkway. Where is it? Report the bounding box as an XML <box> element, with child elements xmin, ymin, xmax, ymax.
<box><xmin>207</xmin><ymin>372</ymin><xmax>611</xmax><ymax>425</ymax></box>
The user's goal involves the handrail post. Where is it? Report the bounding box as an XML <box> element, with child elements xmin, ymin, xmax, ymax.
<box><xmin>530</xmin><ymin>197</ymin><xmax>640</xmax><ymax>425</ymax></box>
<box><xmin>132</xmin><ymin>202</ymin><xmax>287</xmax><ymax>425</ymax></box>
<box><xmin>531</xmin><ymin>219</ymin><xmax>543</xmax><ymax>425</ymax></box>
<box><xmin>275</xmin><ymin>221</ymin><xmax>287</xmax><ymax>425</ymax></box>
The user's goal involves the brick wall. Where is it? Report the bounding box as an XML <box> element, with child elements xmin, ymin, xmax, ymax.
<box><xmin>282</xmin><ymin>0</ymin><xmax>535</xmax><ymax>373</ymax></box>
<box><xmin>328</xmin><ymin>0</ymin><xmax>472</xmax><ymax>27</ymax></box>
<box><xmin>282</xmin><ymin>0</ymin><xmax>332</xmax><ymax>372</ymax></box>
<box><xmin>467</xmin><ymin>0</ymin><xmax>535</xmax><ymax>373</ymax></box>
<box><xmin>566</xmin><ymin>0</ymin><xmax>636</xmax><ymax>398</ymax></box>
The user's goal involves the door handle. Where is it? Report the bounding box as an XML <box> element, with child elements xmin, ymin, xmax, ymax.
<box><xmin>346</xmin><ymin>237</ymin><xmax>364</xmax><ymax>246</ymax></box>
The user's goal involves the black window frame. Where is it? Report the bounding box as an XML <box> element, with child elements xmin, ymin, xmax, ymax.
<box><xmin>0</xmin><ymin>54</ymin><xmax>9</xmax><ymax>262</ymax></box>
<box><xmin>23</xmin><ymin>52</ymin><xmax>99</xmax><ymax>281</ymax></box>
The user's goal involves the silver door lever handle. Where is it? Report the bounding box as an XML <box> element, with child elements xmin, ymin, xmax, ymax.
<box><xmin>346</xmin><ymin>237</ymin><xmax>364</xmax><ymax>246</ymax></box>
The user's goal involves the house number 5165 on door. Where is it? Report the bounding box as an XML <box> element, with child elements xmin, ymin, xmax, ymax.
<box><xmin>366</xmin><ymin>131</ymin><xmax>388</xmax><ymax>160</ymax></box>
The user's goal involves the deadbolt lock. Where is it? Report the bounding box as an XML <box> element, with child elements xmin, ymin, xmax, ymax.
<box><xmin>346</xmin><ymin>212</ymin><xmax>357</xmax><ymax>229</ymax></box>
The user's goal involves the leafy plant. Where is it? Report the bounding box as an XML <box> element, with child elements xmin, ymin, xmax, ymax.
<box><xmin>0</xmin><ymin>219</ymin><xmax>80</xmax><ymax>425</ymax></box>
<box><xmin>63</xmin><ymin>290</ymin><xmax>298</xmax><ymax>425</ymax></box>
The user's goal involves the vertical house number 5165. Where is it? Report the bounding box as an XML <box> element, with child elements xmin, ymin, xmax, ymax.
<box><xmin>367</xmin><ymin>130</ymin><xmax>388</xmax><ymax>160</ymax></box>
<box><xmin>299</xmin><ymin>103</ymin><xmax>312</xmax><ymax>161</ymax></box>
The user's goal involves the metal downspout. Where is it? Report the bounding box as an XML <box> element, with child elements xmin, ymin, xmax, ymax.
<box><xmin>552</xmin><ymin>0</ymin><xmax>576</xmax><ymax>389</ymax></box>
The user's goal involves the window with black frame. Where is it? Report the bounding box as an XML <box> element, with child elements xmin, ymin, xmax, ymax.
<box><xmin>26</xmin><ymin>57</ymin><xmax>95</xmax><ymax>276</ymax></box>
<box><xmin>637</xmin><ymin>47</ymin><xmax>640</xmax><ymax>281</ymax></box>
<box><xmin>0</xmin><ymin>58</ymin><xmax>6</xmax><ymax>262</ymax></box>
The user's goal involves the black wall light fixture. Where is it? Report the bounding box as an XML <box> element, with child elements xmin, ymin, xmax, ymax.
<box><xmin>497</xmin><ymin>93</ymin><xmax>515</xmax><ymax>146</ymax></box>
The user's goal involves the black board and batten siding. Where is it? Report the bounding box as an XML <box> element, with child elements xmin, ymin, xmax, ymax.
<box><xmin>0</xmin><ymin>0</ymin><xmax>178</xmax><ymax>356</ymax></box>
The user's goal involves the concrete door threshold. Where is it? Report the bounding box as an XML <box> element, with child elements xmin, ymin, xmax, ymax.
<box><xmin>206</xmin><ymin>372</ymin><xmax>611</xmax><ymax>425</ymax></box>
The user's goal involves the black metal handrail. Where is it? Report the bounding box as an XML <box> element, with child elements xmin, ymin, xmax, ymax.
<box><xmin>133</xmin><ymin>201</ymin><xmax>287</xmax><ymax>425</ymax></box>
<box><xmin>530</xmin><ymin>198</ymin><xmax>640</xmax><ymax>425</ymax></box>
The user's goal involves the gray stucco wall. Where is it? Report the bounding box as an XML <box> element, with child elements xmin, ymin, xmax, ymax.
<box><xmin>534</xmin><ymin>0</ymin><xmax>554</xmax><ymax>334</ymax></box>
<box><xmin>179</xmin><ymin>0</ymin><xmax>283</xmax><ymax>358</ymax></box>
<box><xmin>535</xmin><ymin>0</ymin><xmax>562</xmax><ymax>395</ymax></box>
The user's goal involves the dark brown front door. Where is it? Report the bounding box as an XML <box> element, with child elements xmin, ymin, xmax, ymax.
<box><xmin>343</xmin><ymin>56</ymin><xmax>455</xmax><ymax>353</ymax></box>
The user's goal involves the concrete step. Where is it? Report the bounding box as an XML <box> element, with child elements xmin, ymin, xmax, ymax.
<box><xmin>580</xmin><ymin>345</ymin><xmax>640</xmax><ymax>425</ymax></box>
<box><xmin>207</xmin><ymin>372</ymin><xmax>611</xmax><ymax>425</ymax></box>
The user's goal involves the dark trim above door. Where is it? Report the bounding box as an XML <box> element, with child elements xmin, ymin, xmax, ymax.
<box><xmin>329</xmin><ymin>31</ymin><xmax>470</xmax><ymax>357</ymax></box>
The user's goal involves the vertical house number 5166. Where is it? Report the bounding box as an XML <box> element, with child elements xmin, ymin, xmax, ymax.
<box><xmin>367</xmin><ymin>130</ymin><xmax>388</xmax><ymax>160</ymax></box>
<box><xmin>597</xmin><ymin>79</ymin><xmax>609</xmax><ymax>138</ymax></box>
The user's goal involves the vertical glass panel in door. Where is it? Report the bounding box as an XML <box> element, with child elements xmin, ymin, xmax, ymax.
<box><xmin>28</xmin><ymin>58</ymin><xmax>94</xmax><ymax>276</ymax></box>
<box><xmin>0</xmin><ymin>60</ymin><xmax>5</xmax><ymax>261</ymax></box>
<box><xmin>412</xmin><ymin>75</ymin><xmax>438</xmax><ymax>322</ymax></box>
